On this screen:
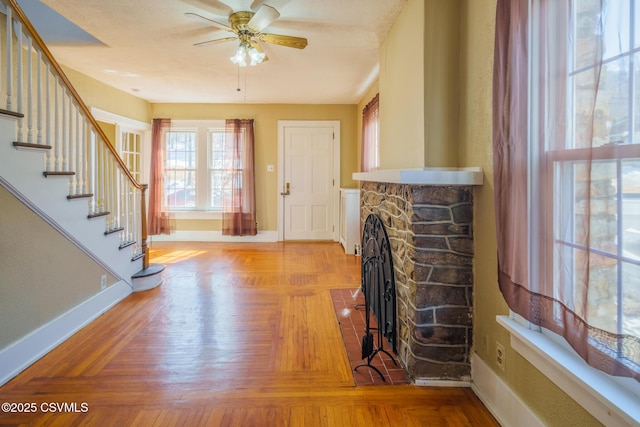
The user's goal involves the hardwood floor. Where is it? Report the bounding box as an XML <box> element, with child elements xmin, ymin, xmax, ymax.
<box><xmin>0</xmin><ymin>242</ymin><xmax>498</xmax><ymax>426</ymax></box>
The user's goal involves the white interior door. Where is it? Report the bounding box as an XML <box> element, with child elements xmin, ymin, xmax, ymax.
<box><xmin>278</xmin><ymin>121</ymin><xmax>340</xmax><ymax>241</ymax></box>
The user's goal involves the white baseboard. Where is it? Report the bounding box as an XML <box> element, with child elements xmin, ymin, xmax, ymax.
<box><xmin>0</xmin><ymin>280</ymin><xmax>131</xmax><ymax>386</ymax></box>
<box><xmin>471</xmin><ymin>352</ymin><xmax>545</xmax><ymax>427</ymax></box>
<box><xmin>150</xmin><ymin>230</ymin><xmax>279</xmax><ymax>243</ymax></box>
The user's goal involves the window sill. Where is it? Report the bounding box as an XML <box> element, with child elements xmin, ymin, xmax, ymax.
<box><xmin>167</xmin><ymin>211</ymin><xmax>222</xmax><ymax>220</ymax></box>
<box><xmin>496</xmin><ymin>314</ymin><xmax>640</xmax><ymax>427</ymax></box>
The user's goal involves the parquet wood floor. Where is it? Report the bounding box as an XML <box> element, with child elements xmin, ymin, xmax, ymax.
<box><xmin>0</xmin><ymin>242</ymin><xmax>498</xmax><ymax>426</ymax></box>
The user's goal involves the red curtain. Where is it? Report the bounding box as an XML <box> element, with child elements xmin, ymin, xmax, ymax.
<box><xmin>148</xmin><ymin>118</ymin><xmax>172</xmax><ymax>235</ymax></box>
<box><xmin>361</xmin><ymin>94</ymin><xmax>380</xmax><ymax>172</ymax></box>
<box><xmin>222</xmin><ymin>119</ymin><xmax>257</xmax><ymax>236</ymax></box>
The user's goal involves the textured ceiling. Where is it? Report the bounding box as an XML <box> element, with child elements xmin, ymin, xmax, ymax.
<box><xmin>17</xmin><ymin>0</ymin><xmax>407</xmax><ymax>104</ymax></box>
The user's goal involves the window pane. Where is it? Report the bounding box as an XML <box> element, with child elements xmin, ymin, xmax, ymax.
<box><xmin>209</xmin><ymin>131</ymin><xmax>224</xmax><ymax>159</ymax></box>
<box><xmin>210</xmin><ymin>170</ymin><xmax>223</xmax><ymax>209</ymax></box>
<box><xmin>622</xmin><ymin>159</ymin><xmax>640</xmax><ymax>261</ymax></box>
<box><xmin>554</xmin><ymin>160</ymin><xmax>620</xmax><ymax>332</ymax></box>
<box><xmin>622</xmin><ymin>262</ymin><xmax>640</xmax><ymax>337</ymax></box>
<box><xmin>574</xmin><ymin>1</ymin><xmax>603</xmax><ymax>70</ymax></box>
<box><xmin>636</xmin><ymin>0</ymin><xmax>640</xmax><ymax>46</ymax></box>
<box><xmin>165</xmin><ymin>169</ymin><xmax>196</xmax><ymax>209</ymax></box>
<box><xmin>572</xmin><ymin>57</ymin><xmax>630</xmax><ymax>148</ymax></box>
<box><xmin>635</xmin><ymin>52</ymin><xmax>640</xmax><ymax>145</ymax></box>
<box><xmin>602</xmin><ymin>0</ymin><xmax>630</xmax><ymax>60</ymax></box>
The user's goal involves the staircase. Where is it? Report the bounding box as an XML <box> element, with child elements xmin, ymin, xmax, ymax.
<box><xmin>0</xmin><ymin>0</ymin><xmax>162</xmax><ymax>291</ymax></box>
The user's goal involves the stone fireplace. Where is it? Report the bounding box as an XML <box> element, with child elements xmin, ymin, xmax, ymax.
<box><xmin>353</xmin><ymin>168</ymin><xmax>482</xmax><ymax>385</ymax></box>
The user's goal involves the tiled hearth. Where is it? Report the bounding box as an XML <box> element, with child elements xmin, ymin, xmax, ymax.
<box><xmin>330</xmin><ymin>288</ymin><xmax>409</xmax><ymax>385</ymax></box>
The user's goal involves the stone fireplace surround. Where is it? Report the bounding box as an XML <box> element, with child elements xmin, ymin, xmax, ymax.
<box><xmin>353</xmin><ymin>168</ymin><xmax>482</xmax><ymax>385</ymax></box>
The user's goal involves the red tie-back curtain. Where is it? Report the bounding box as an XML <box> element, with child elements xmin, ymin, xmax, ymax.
<box><xmin>148</xmin><ymin>118</ymin><xmax>172</xmax><ymax>236</ymax></box>
<box><xmin>361</xmin><ymin>93</ymin><xmax>379</xmax><ymax>172</ymax></box>
<box><xmin>222</xmin><ymin>119</ymin><xmax>257</xmax><ymax>236</ymax></box>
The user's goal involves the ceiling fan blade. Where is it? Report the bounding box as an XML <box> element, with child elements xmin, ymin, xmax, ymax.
<box><xmin>194</xmin><ymin>37</ymin><xmax>237</xmax><ymax>47</ymax></box>
<box><xmin>185</xmin><ymin>12</ymin><xmax>233</xmax><ymax>32</ymax></box>
<box><xmin>181</xmin><ymin>0</ymin><xmax>233</xmax><ymax>16</ymax></box>
<box><xmin>247</xmin><ymin>5</ymin><xmax>280</xmax><ymax>32</ymax></box>
<box><xmin>260</xmin><ymin>33</ymin><xmax>307</xmax><ymax>49</ymax></box>
<box><xmin>250</xmin><ymin>0</ymin><xmax>291</xmax><ymax>12</ymax></box>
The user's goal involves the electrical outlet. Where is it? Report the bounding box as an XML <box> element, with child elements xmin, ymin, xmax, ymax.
<box><xmin>496</xmin><ymin>341</ymin><xmax>506</xmax><ymax>371</ymax></box>
<box><xmin>100</xmin><ymin>275</ymin><xmax>107</xmax><ymax>291</ymax></box>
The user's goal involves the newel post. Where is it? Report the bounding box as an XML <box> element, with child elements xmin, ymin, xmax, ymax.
<box><xmin>140</xmin><ymin>184</ymin><xmax>149</xmax><ymax>270</ymax></box>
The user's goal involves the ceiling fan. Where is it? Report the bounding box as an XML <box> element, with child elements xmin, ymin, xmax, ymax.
<box><xmin>186</xmin><ymin>4</ymin><xmax>308</xmax><ymax>66</ymax></box>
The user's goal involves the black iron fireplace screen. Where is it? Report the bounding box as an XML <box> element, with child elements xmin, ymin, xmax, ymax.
<box><xmin>355</xmin><ymin>214</ymin><xmax>398</xmax><ymax>380</ymax></box>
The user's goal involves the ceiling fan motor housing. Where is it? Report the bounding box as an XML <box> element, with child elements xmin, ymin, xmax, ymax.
<box><xmin>230</xmin><ymin>11</ymin><xmax>257</xmax><ymax>34</ymax></box>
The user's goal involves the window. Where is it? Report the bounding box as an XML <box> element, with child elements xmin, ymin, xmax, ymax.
<box><xmin>529</xmin><ymin>0</ymin><xmax>640</xmax><ymax>356</ymax></box>
<box><xmin>165</xmin><ymin>129</ymin><xmax>197</xmax><ymax>209</ymax></box>
<box><xmin>163</xmin><ymin>120</ymin><xmax>226</xmax><ymax>212</ymax></box>
<box><xmin>209</xmin><ymin>128</ymin><xmax>245</xmax><ymax>210</ymax></box>
<box><xmin>494</xmin><ymin>0</ymin><xmax>640</xmax><ymax>388</ymax></box>
<box><xmin>119</xmin><ymin>130</ymin><xmax>142</xmax><ymax>183</ymax></box>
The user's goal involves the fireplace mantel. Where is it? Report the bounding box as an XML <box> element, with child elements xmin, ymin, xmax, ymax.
<box><xmin>353</xmin><ymin>167</ymin><xmax>483</xmax><ymax>186</ymax></box>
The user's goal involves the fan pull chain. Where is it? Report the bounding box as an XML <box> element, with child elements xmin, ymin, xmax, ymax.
<box><xmin>236</xmin><ymin>63</ymin><xmax>241</xmax><ymax>92</ymax></box>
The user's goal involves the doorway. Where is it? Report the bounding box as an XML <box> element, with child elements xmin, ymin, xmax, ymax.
<box><xmin>277</xmin><ymin>120</ymin><xmax>340</xmax><ymax>241</ymax></box>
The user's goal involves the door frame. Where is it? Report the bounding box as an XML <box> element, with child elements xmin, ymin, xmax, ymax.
<box><xmin>277</xmin><ymin>120</ymin><xmax>341</xmax><ymax>242</ymax></box>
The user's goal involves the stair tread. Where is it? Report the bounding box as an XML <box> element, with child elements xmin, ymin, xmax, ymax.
<box><xmin>132</xmin><ymin>263</ymin><xmax>165</xmax><ymax>279</ymax></box>
<box><xmin>67</xmin><ymin>193</ymin><xmax>94</xmax><ymax>200</ymax></box>
<box><xmin>13</xmin><ymin>141</ymin><xmax>52</xmax><ymax>150</ymax></box>
<box><xmin>0</xmin><ymin>108</ymin><xmax>24</xmax><ymax>119</ymax></box>
<box><xmin>43</xmin><ymin>171</ymin><xmax>75</xmax><ymax>177</ymax></box>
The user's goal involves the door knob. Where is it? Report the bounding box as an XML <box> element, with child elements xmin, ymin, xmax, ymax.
<box><xmin>280</xmin><ymin>182</ymin><xmax>290</xmax><ymax>196</ymax></box>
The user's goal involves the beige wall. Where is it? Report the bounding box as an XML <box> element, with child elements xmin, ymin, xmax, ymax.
<box><xmin>424</xmin><ymin>0</ymin><xmax>461</xmax><ymax>167</ymax></box>
<box><xmin>97</xmin><ymin>121</ymin><xmax>117</xmax><ymax>147</ymax></box>
<box><xmin>379</xmin><ymin>0</ymin><xmax>461</xmax><ymax>169</ymax></box>
<box><xmin>150</xmin><ymin>103</ymin><xmax>358</xmax><ymax>232</ymax></box>
<box><xmin>62</xmin><ymin>65</ymin><xmax>151</xmax><ymax>124</ymax></box>
<box><xmin>0</xmin><ymin>187</ymin><xmax>117</xmax><ymax>349</ymax></box>
<box><xmin>378</xmin><ymin>0</ymin><xmax>425</xmax><ymax>169</ymax></box>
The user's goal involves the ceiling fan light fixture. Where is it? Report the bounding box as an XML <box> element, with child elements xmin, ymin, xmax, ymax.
<box><xmin>248</xmin><ymin>47</ymin><xmax>266</xmax><ymax>66</ymax></box>
<box><xmin>230</xmin><ymin>41</ymin><xmax>265</xmax><ymax>67</ymax></box>
<box><xmin>230</xmin><ymin>42</ymin><xmax>248</xmax><ymax>67</ymax></box>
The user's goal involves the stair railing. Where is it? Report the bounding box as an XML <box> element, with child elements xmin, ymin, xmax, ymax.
<box><xmin>1</xmin><ymin>0</ymin><xmax>149</xmax><ymax>269</ymax></box>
